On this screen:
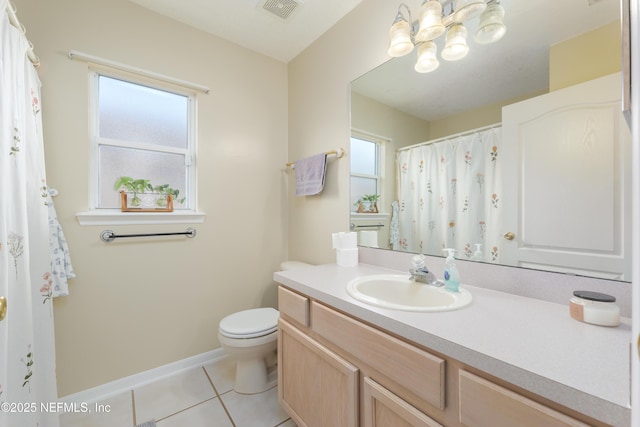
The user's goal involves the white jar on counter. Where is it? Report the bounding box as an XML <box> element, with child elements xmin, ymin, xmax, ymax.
<box><xmin>569</xmin><ymin>290</ymin><xmax>620</xmax><ymax>327</ymax></box>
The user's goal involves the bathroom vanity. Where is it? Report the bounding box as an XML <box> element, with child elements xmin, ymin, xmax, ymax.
<box><xmin>274</xmin><ymin>263</ymin><xmax>631</xmax><ymax>427</ymax></box>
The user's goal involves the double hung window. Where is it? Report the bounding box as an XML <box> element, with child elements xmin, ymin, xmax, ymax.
<box><xmin>90</xmin><ymin>70</ymin><xmax>196</xmax><ymax>211</ymax></box>
<box><xmin>350</xmin><ymin>133</ymin><xmax>385</xmax><ymax>211</ymax></box>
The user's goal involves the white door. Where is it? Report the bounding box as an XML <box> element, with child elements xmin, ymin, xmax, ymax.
<box><xmin>501</xmin><ymin>73</ymin><xmax>632</xmax><ymax>280</ymax></box>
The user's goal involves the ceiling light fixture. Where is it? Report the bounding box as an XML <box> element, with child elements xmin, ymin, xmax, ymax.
<box><xmin>387</xmin><ymin>3</ymin><xmax>415</xmax><ymax>57</ymax></box>
<box><xmin>387</xmin><ymin>0</ymin><xmax>506</xmax><ymax>73</ymax></box>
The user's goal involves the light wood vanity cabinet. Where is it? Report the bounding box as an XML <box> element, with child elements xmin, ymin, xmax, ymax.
<box><xmin>277</xmin><ymin>285</ymin><xmax>605</xmax><ymax>427</ymax></box>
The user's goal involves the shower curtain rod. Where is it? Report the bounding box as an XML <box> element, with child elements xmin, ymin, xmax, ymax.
<box><xmin>397</xmin><ymin>122</ymin><xmax>501</xmax><ymax>152</ymax></box>
<box><xmin>5</xmin><ymin>2</ymin><xmax>39</xmax><ymax>67</ymax></box>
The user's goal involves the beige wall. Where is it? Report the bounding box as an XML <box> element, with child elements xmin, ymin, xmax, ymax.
<box><xmin>288</xmin><ymin>0</ymin><xmax>396</xmax><ymax>263</ymax></box>
<box><xmin>18</xmin><ymin>0</ymin><xmax>288</xmax><ymax>396</ymax></box>
<box><xmin>550</xmin><ymin>20</ymin><xmax>621</xmax><ymax>90</ymax></box>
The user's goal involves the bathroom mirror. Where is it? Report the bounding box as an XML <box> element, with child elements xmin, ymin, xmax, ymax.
<box><xmin>350</xmin><ymin>0</ymin><xmax>631</xmax><ymax>281</ymax></box>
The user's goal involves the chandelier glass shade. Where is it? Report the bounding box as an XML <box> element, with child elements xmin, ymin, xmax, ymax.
<box><xmin>474</xmin><ymin>2</ymin><xmax>506</xmax><ymax>44</ymax></box>
<box><xmin>441</xmin><ymin>23</ymin><xmax>469</xmax><ymax>61</ymax></box>
<box><xmin>453</xmin><ymin>0</ymin><xmax>487</xmax><ymax>22</ymax></box>
<box><xmin>387</xmin><ymin>0</ymin><xmax>505</xmax><ymax>73</ymax></box>
<box><xmin>414</xmin><ymin>41</ymin><xmax>440</xmax><ymax>72</ymax></box>
<box><xmin>387</xmin><ymin>6</ymin><xmax>415</xmax><ymax>57</ymax></box>
<box><xmin>415</xmin><ymin>1</ymin><xmax>445</xmax><ymax>42</ymax></box>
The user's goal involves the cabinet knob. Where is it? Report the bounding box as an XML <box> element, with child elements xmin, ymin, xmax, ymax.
<box><xmin>503</xmin><ymin>232</ymin><xmax>516</xmax><ymax>241</ymax></box>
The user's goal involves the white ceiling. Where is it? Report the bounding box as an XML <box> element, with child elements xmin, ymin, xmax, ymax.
<box><xmin>127</xmin><ymin>0</ymin><xmax>365</xmax><ymax>63</ymax></box>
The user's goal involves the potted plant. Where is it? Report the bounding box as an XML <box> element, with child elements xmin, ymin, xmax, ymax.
<box><xmin>114</xmin><ymin>176</ymin><xmax>185</xmax><ymax>211</ymax></box>
<box><xmin>354</xmin><ymin>194</ymin><xmax>380</xmax><ymax>213</ymax></box>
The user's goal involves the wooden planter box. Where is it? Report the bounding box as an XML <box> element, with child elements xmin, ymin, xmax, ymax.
<box><xmin>356</xmin><ymin>201</ymin><xmax>378</xmax><ymax>213</ymax></box>
<box><xmin>120</xmin><ymin>191</ymin><xmax>173</xmax><ymax>212</ymax></box>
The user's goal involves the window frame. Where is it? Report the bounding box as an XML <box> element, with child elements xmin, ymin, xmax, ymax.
<box><xmin>77</xmin><ymin>65</ymin><xmax>203</xmax><ymax>225</ymax></box>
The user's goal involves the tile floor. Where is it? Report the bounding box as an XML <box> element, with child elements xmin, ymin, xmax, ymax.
<box><xmin>59</xmin><ymin>356</ymin><xmax>297</xmax><ymax>427</ymax></box>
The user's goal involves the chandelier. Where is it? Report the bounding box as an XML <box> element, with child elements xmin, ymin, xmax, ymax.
<box><xmin>388</xmin><ymin>0</ymin><xmax>506</xmax><ymax>73</ymax></box>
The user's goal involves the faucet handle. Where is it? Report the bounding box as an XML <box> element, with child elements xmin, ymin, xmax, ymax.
<box><xmin>411</xmin><ymin>254</ymin><xmax>426</xmax><ymax>269</ymax></box>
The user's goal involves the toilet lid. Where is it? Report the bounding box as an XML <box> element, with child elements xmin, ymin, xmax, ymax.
<box><xmin>219</xmin><ymin>307</ymin><xmax>279</xmax><ymax>339</ymax></box>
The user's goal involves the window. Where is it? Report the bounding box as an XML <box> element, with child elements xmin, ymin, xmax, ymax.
<box><xmin>350</xmin><ymin>133</ymin><xmax>385</xmax><ymax>212</ymax></box>
<box><xmin>90</xmin><ymin>70</ymin><xmax>196</xmax><ymax>211</ymax></box>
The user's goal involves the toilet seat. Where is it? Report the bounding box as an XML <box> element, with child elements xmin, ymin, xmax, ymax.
<box><xmin>219</xmin><ymin>307</ymin><xmax>279</xmax><ymax>339</ymax></box>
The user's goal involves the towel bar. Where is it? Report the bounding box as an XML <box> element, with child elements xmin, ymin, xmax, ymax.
<box><xmin>100</xmin><ymin>228</ymin><xmax>196</xmax><ymax>242</ymax></box>
<box><xmin>286</xmin><ymin>147</ymin><xmax>345</xmax><ymax>168</ymax></box>
<box><xmin>350</xmin><ymin>223</ymin><xmax>385</xmax><ymax>230</ymax></box>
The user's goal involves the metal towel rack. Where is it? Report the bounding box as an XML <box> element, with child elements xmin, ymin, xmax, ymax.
<box><xmin>100</xmin><ymin>228</ymin><xmax>196</xmax><ymax>243</ymax></box>
<box><xmin>285</xmin><ymin>148</ymin><xmax>345</xmax><ymax>168</ymax></box>
<box><xmin>350</xmin><ymin>223</ymin><xmax>385</xmax><ymax>230</ymax></box>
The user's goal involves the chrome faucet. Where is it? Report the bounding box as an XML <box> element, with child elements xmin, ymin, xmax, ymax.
<box><xmin>409</xmin><ymin>254</ymin><xmax>444</xmax><ymax>287</ymax></box>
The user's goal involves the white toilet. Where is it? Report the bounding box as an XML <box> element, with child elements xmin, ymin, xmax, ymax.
<box><xmin>218</xmin><ymin>261</ymin><xmax>311</xmax><ymax>394</ymax></box>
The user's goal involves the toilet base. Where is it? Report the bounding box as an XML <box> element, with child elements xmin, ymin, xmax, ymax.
<box><xmin>218</xmin><ymin>331</ymin><xmax>278</xmax><ymax>395</ymax></box>
<box><xmin>234</xmin><ymin>358</ymin><xmax>277</xmax><ymax>394</ymax></box>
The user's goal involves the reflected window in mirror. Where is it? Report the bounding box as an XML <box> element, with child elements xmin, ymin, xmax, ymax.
<box><xmin>350</xmin><ymin>133</ymin><xmax>387</xmax><ymax>212</ymax></box>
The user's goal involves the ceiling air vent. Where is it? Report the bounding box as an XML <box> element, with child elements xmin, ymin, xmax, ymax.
<box><xmin>259</xmin><ymin>0</ymin><xmax>301</xmax><ymax>20</ymax></box>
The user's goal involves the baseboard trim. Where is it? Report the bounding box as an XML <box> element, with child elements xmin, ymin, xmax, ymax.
<box><xmin>59</xmin><ymin>347</ymin><xmax>227</xmax><ymax>404</ymax></box>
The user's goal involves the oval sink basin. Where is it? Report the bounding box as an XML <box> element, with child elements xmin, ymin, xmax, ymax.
<box><xmin>346</xmin><ymin>274</ymin><xmax>472</xmax><ymax>312</ymax></box>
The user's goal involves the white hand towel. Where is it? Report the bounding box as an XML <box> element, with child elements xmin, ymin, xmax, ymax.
<box><xmin>295</xmin><ymin>153</ymin><xmax>328</xmax><ymax>196</ymax></box>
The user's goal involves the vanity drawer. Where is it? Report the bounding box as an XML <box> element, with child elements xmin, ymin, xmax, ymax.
<box><xmin>278</xmin><ymin>286</ymin><xmax>309</xmax><ymax>327</ymax></box>
<box><xmin>311</xmin><ymin>301</ymin><xmax>445</xmax><ymax>410</ymax></box>
<box><xmin>459</xmin><ymin>370</ymin><xmax>590</xmax><ymax>427</ymax></box>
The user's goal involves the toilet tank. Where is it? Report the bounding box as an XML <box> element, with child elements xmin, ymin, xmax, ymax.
<box><xmin>280</xmin><ymin>261</ymin><xmax>312</xmax><ymax>271</ymax></box>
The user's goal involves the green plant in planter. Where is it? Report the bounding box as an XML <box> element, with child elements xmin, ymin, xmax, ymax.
<box><xmin>354</xmin><ymin>194</ymin><xmax>380</xmax><ymax>213</ymax></box>
<box><xmin>152</xmin><ymin>183</ymin><xmax>185</xmax><ymax>205</ymax></box>
<box><xmin>114</xmin><ymin>176</ymin><xmax>185</xmax><ymax>207</ymax></box>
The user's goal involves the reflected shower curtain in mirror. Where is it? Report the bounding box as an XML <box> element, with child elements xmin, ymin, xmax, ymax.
<box><xmin>1</xmin><ymin>2</ymin><xmax>63</xmax><ymax>426</ymax></box>
<box><xmin>396</xmin><ymin>127</ymin><xmax>503</xmax><ymax>262</ymax></box>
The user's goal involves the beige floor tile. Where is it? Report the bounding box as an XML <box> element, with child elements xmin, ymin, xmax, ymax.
<box><xmin>203</xmin><ymin>356</ymin><xmax>236</xmax><ymax>394</ymax></box>
<box><xmin>59</xmin><ymin>391</ymin><xmax>134</xmax><ymax>427</ymax></box>
<box><xmin>220</xmin><ymin>386</ymin><xmax>289</xmax><ymax>427</ymax></box>
<box><xmin>134</xmin><ymin>367</ymin><xmax>216</xmax><ymax>423</ymax></box>
<box><xmin>156</xmin><ymin>398</ymin><xmax>233</xmax><ymax>427</ymax></box>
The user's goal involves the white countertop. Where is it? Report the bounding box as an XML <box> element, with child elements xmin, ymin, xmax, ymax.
<box><xmin>274</xmin><ymin>263</ymin><xmax>632</xmax><ymax>427</ymax></box>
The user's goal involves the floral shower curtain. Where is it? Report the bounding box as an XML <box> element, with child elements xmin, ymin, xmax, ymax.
<box><xmin>1</xmin><ymin>2</ymin><xmax>74</xmax><ymax>426</ymax></box>
<box><xmin>395</xmin><ymin>126</ymin><xmax>503</xmax><ymax>263</ymax></box>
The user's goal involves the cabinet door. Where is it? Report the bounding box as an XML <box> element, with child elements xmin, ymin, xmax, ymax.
<box><xmin>501</xmin><ymin>72</ymin><xmax>631</xmax><ymax>280</ymax></box>
<box><xmin>459</xmin><ymin>370</ymin><xmax>590</xmax><ymax>427</ymax></box>
<box><xmin>363</xmin><ymin>377</ymin><xmax>443</xmax><ymax>427</ymax></box>
<box><xmin>278</xmin><ymin>319</ymin><xmax>359</xmax><ymax>427</ymax></box>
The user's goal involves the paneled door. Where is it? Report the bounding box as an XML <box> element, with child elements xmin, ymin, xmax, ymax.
<box><xmin>501</xmin><ymin>73</ymin><xmax>632</xmax><ymax>280</ymax></box>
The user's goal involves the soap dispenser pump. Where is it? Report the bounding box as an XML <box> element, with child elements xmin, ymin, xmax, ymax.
<box><xmin>442</xmin><ymin>248</ymin><xmax>460</xmax><ymax>292</ymax></box>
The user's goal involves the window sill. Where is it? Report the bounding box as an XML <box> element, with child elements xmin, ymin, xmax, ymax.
<box><xmin>76</xmin><ymin>210</ymin><xmax>206</xmax><ymax>226</ymax></box>
<box><xmin>350</xmin><ymin>212</ymin><xmax>390</xmax><ymax>221</ymax></box>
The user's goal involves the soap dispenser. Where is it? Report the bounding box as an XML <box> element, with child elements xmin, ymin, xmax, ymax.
<box><xmin>442</xmin><ymin>248</ymin><xmax>460</xmax><ymax>292</ymax></box>
<box><xmin>470</xmin><ymin>244</ymin><xmax>483</xmax><ymax>261</ymax></box>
